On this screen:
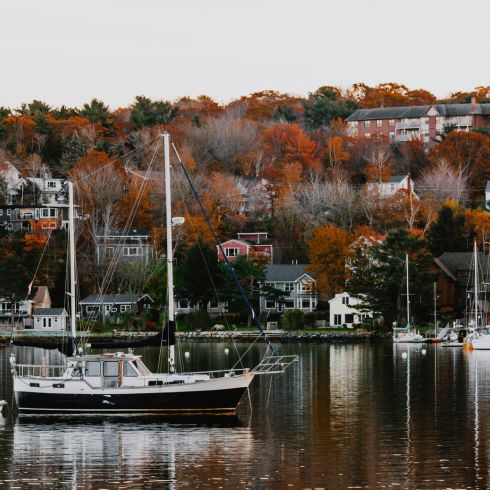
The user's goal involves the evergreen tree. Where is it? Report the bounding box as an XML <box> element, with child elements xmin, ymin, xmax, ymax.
<box><xmin>130</xmin><ymin>96</ymin><xmax>178</xmax><ymax>129</ymax></box>
<box><xmin>348</xmin><ymin>228</ymin><xmax>434</xmax><ymax>328</ymax></box>
<box><xmin>428</xmin><ymin>204</ymin><xmax>470</xmax><ymax>257</ymax></box>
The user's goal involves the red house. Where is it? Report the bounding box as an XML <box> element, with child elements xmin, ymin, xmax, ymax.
<box><xmin>218</xmin><ymin>232</ymin><xmax>273</xmax><ymax>263</ymax></box>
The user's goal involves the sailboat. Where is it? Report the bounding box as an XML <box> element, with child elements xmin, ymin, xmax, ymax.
<box><xmin>464</xmin><ymin>242</ymin><xmax>490</xmax><ymax>350</ymax></box>
<box><xmin>392</xmin><ymin>254</ymin><xmax>426</xmax><ymax>343</ymax></box>
<box><xmin>9</xmin><ymin>132</ymin><xmax>297</xmax><ymax>414</ymax></box>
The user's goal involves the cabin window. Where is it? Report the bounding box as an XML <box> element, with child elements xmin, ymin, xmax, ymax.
<box><xmin>85</xmin><ymin>361</ymin><xmax>101</xmax><ymax>377</ymax></box>
<box><xmin>135</xmin><ymin>359</ymin><xmax>151</xmax><ymax>376</ymax></box>
<box><xmin>123</xmin><ymin>362</ymin><xmax>138</xmax><ymax>377</ymax></box>
<box><xmin>71</xmin><ymin>361</ymin><xmax>83</xmax><ymax>377</ymax></box>
<box><xmin>103</xmin><ymin>361</ymin><xmax>119</xmax><ymax>377</ymax></box>
<box><xmin>225</xmin><ymin>247</ymin><xmax>239</xmax><ymax>257</ymax></box>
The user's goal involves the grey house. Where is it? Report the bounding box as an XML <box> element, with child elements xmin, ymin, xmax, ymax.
<box><xmin>260</xmin><ymin>264</ymin><xmax>317</xmax><ymax>314</ymax></box>
<box><xmin>79</xmin><ymin>294</ymin><xmax>154</xmax><ymax>322</ymax></box>
<box><xmin>95</xmin><ymin>228</ymin><xmax>154</xmax><ymax>265</ymax></box>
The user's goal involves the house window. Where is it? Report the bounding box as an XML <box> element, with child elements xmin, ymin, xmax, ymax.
<box><xmin>376</xmin><ymin>120</ymin><xmax>382</xmax><ymax>127</ymax></box>
<box><xmin>284</xmin><ymin>282</ymin><xmax>294</xmax><ymax>292</ymax></box>
<box><xmin>179</xmin><ymin>300</ymin><xmax>188</xmax><ymax>309</ymax></box>
<box><xmin>225</xmin><ymin>247</ymin><xmax>239</xmax><ymax>257</ymax></box>
<box><xmin>334</xmin><ymin>314</ymin><xmax>342</xmax><ymax>326</ymax></box>
<box><xmin>7</xmin><ymin>209</ymin><xmax>11</xmax><ymax>216</ymax></box>
<box><xmin>105</xmin><ymin>247</ymin><xmax>115</xmax><ymax>257</ymax></box>
<box><xmin>389</xmin><ymin>119</ymin><xmax>395</xmax><ymax>126</ymax></box>
<box><xmin>123</xmin><ymin>247</ymin><xmax>142</xmax><ymax>256</ymax></box>
<box><xmin>364</xmin><ymin>120</ymin><xmax>371</xmax><ymax>128</ymax></box>
<box><xmin>301</xmin><ymin>299</ymin><xmax>311</xmax><ymax>309</ymax></box>
<box><xmin>300</xmin><ymin>282</ymin><xmax>312</xmax><ymax>293</ymax></box>
<box><xmin>345</xmin><ymin>314</ymin><xmax>354</xmax><ymax>324</ymax></box>
<box><xmin>389</xmin><ymin>131</ymin><xmax>395</xmax><ymax>139</ymax></box>
<box><xmin>41</xmin><ymin>208</ymin><xmax>57</xmax><ymax>218</ymax></box>
<box><xmin>365</xmin><ymin>133</ymin><xmax>371</xmax><ymax>138</ymax></box>
<box><xmin>342</xmin><ymin>296</ymin><xmax>349</xmax><ymax>306</ymax></box>
<box><xmin>0</xmin><ymin>210</ymin><xmax>2</xmax><ymax>216</ymax></box>
<box><xmin>209</xmin><ymin>300</ymin><xmax>219</xmax><ymax>309</ymax></box>
<box><xmin>284</xmin><ymin>299</ymin><xmax>295</xmax><ymax>309</ymax></box>
<box><xmin>120</xmin><ymin>304</ymin><xmax>131</xmax><ymax>312</ymax></box>
<box><xmin>265</xmin><ymin>300</ymin><xmax>276</xmax><ymax>309</ymax></box>
<box><xmin>47</xmin><ymin>181</ymin><xmax>57</xmax><ymax>188</ymax></box>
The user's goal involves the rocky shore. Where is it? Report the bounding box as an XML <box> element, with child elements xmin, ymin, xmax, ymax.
<box><xmin>0</xmin><ymin>329</ymin><xmax>389</xmax><ymax>348</ymax></box>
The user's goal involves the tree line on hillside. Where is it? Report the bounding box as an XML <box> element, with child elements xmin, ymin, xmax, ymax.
<box><xmin>1</xmin><ymin>82</ymin><xmax>490</xmax><ymax>328</ymax></box>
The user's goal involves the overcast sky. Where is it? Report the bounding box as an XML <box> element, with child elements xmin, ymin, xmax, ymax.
<box><xmin>1</xmin><ymin>0</ymin><xmax>489</xmax><ymax>109</ymax></box>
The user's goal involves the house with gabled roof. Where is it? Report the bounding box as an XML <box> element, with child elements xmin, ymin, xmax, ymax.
<box><xmin>218</xmin><ymin>232</ymin><xmax>273</xmax><ymax>263</ymax></box>
<box><xmin>79</xmin><ymin>293</ymin><xmax>154</xmax><ymax>323</ymax></box>
<box><xmin>367</xmin><ymin>174</ymin><xmax>418</xmax><ymax>200</ymax></box>
<box><xmin>259</xmin><ymin>264</ymin><xmax>317</xmax><ymax>313</ymax></box>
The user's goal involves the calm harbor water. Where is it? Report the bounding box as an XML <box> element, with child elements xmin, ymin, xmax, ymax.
<box><xmin>1</xmin><ymin>341</ymin><xmax>490</xmax><ymax>489</ymax></box>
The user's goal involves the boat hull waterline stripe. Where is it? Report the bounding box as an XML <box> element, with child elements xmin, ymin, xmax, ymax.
<box><xmin>16</xmin><ymin>387</ymin><xmax>247</xmax><ymax>412</ymax></box>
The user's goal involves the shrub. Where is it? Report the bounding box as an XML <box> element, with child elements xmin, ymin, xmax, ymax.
<box><xmin>282</xmin><ymin>309</ymin><xmax>305</xmax><ymax>331</ymax></box>
<box><xmin>185</xmin><ymin>310</ymin><xmax>212</xmax><ymax>331</ymax></box>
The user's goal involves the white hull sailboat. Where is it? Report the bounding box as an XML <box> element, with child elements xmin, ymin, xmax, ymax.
<box><xmin>393</xmin><ymin>254</ymin><xmax>426</xmax><ymax>344</ymax></box>
<box><xmin>10</xmin><ymin>133</ymin><xmax>297</xmax><ymax>415</ymax></box>
<box><xmin>464</xmin><ymin>242</ymin><xmax>490</xmax><ymax>350</ymax></box>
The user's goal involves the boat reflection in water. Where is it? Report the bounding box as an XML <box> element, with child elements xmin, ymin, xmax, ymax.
<box><xmin>10</xmin><ymin>415</ymin><xmax>251</xmax><ymax>488</ymax></box>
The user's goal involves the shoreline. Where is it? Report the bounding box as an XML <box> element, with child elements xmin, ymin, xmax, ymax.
<box><xmin>0</xmin><ymin>330</ymin><xmax>390</xmax><ymax>347</ymax></box>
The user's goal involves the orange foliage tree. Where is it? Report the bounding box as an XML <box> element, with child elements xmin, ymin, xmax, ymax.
<box><xmin>307</xmin><ymin>224</ymin><xmax>350</xmax><ymax>296</ymax></box>
<box><xmin>261</xmin><ymin>123</ymin><xmax>320</xmax><ymax>172</ymax></box>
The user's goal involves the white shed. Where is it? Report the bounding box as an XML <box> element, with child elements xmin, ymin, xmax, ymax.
<box><xmin>328</xmin><ymin>293</ymin><xmax>372</xmax><ymax>328</ymax></box>
<box><xmin>32</xmin><ymin>308</ymin><xmax>67</xmax><ymax>331</ymax></box>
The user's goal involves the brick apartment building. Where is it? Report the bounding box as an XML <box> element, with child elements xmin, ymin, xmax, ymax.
<box><xmin>346</xmin><ymin>99</ymin><xmax>490</xmax><ymax>144</ymax></box>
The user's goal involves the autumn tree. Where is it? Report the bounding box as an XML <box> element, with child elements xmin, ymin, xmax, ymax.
<box><xmin>307</xmin><ymin>224</ymin><xmax>350</xmax><ymax>296</ymax></box>
<box><xmin>429</xmin><ymin>131</ymin><xmax>490</xmax><ymax>192</ymax></box>
<box><xmin>261</xmin><ymin>123</ymin><xmax>320</xmax><ymax>172</ymax></box>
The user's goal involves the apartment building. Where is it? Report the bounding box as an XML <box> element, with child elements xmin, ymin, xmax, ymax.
<box><xmin>346</xmin><ymin>100</ymin><xmax>490</xmax><ymax>144</ymax></box>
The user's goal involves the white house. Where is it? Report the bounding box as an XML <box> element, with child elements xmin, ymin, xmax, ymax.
<box><xmin>328</xmin><ymin>292</ymin><xmax>372</xmax><ymax>328</ymax></box>
<box><xmin>368</xmin><ymin>175</ymin><xmax>418</xmax><ymax>200</ymax></box>
<box><xmin>485</xmin><ymin>181</ymin><xmax>490</xmax><ymax>210</ymax></box>
<box><xmin>32</xmin><ymin>308</ymin><xmax>67</xmax><ymax>331</ymax></box>
<box><xmin>0</xmin><ymin>161</ymin><xmax>25</xmax><ymax>204</ymax></box>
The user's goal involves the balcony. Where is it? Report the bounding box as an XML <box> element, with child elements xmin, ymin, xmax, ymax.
<box><xmin>395</xmin><ymin>121</ymin><xmax>421</xmax><ymax>130</ymax></box>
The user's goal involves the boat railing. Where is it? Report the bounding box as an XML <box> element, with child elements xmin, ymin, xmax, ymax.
<box><xmin>252</xmin><ymin>355</ymin><xmax>299</xmax><ymax>374</ymax></box>
<box><xmin>14</xmin><ymin>364</ymin><xmax>66</xmax><ymax>378</ymax></box>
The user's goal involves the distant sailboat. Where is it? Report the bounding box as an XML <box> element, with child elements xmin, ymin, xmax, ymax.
<box><xmin>393</xmin><ymin>254</ymin><xmax>425</xmax><ymax>343</ymax></box>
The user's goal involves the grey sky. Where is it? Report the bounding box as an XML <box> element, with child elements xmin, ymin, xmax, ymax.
<box><xmin>1</xmin><ymin>0</ymin><xmax>489</xmax><ymax>109</ymax></box>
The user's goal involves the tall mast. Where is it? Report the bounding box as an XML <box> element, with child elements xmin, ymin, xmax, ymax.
<box><xmin>163</xmin><ymin>133</ymin><xmax>176</xmax><ymax>373</ymax></box>
<box><xmin>433</xmin><ymin>282</ymin><xmax>437</xmax><ymax>332</ymax></box>
<box><xmin>406</xmin><ymin>253</ymin><xmax>411</xmax><ymax>329</ymax></box>
<box><xmin>68</xmin><ymin>181</ymin><xmax>77</xmax><ymax>343</ymax></box>
<box><xmin>474</xmin><ymin>240</ymin><xmax>479</xmax><ymax>330</ymax></box>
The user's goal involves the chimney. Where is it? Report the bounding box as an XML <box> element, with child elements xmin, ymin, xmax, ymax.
<box><xmin>471</xmin><ymin>96</ymin><xmax>477</xmax><ymax>113</ymax></box>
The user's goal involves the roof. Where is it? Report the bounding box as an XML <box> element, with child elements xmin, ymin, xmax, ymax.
<box><xmin>79</xmin><ymin>294</ymin><xmax>153</xmax><ymax>304</ymax></box>
<box><xmin>33</xmin><ymin>308</ymin><xmax>66</xmax><ymax>316</ymax></box>
<box><xmin>346</xmin><ymin>103</ymin><xmax>490</xmax><ymax>122</ymax></box>
<box><xmin>388</xmin><ymin>175</ymin><xmax>407</xmax><ymax>183</ymax></box>
<box><xmin>436</xmin><ymin>252</ymin><xmax>490</xmax><ymax>285</ymax></box>
<box><xmin>95</xmin><ymin>228</ymin><xmax>150</xmax><ymax>238</ymax></box>
<box><xmin>264</xmin><ymin>264</ymin><xmax>314</xmax><ymax>282</ymax></box>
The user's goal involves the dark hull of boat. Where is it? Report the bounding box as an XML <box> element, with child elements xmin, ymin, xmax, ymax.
<box><xmin>16</xmin><ymin>387</ymin><xmax>246</xmax><ymax>415</ymax></box>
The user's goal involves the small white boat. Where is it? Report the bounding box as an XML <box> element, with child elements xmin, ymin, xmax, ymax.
<box><xmin>393</xmin><ymin>254</ymin><xmax>427</xmax><ymax>344</ymax></box>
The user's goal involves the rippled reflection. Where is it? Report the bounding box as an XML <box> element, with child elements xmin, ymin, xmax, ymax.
<box><xmin>2</xmin><ymin>343</ymin><xmax>490</xmax><ymax>488</ymax></box>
